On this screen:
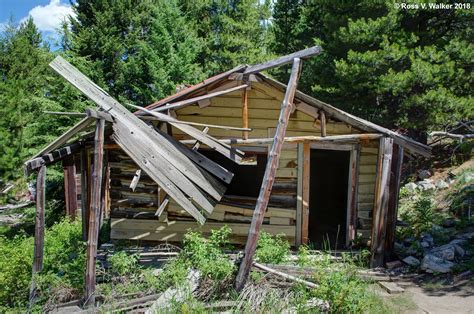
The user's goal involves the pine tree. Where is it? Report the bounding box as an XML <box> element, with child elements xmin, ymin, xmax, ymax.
<box><xmin>180</xmin><ymin>0</ymin><xmax>273</xmax><ymax>75</ymax></box>
<box><xmin>271</xmin><ymin>0</ymin><xmax>473</xmax><ymax>140</ymax></box>
<box><xmin>0</xmin><ymin>18</ymin><xmax>87</xmax><ymax>179</ymax></box>
<box><xmin>68</xmin><ymin>0</ymin><xmax>205</xmax><ymax>105</ymax></box>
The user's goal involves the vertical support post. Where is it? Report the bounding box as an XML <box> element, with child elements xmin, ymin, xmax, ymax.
<box><xmin>295</xmin><ymin>144</ymin><xmax>303</xmax><ymax>246</ymax></box>
<box><xmin>301</xmin><ymin>142</ymin><xmax>310</xmax><ymax>245</ymax></box>
<box><xmin>235</xmin><ymin>58</ymin><xmax>302</xmax><ymax>292</ymax></box>
<box><xmin>84</xmin><ymin>119</ymin><xmax>105</xmax><ymax>307</ymax></box>
<box><xmin>347</xmin><ymin>145</ymin><xmax>360</xmax><ymax>245</ymax></box>
<box><xmin>80</xmin><ymin>148</ymin><xmax>89</xmax><ymax>241</ymax></box>
<box><xmin>63</xmin><ymin>155</ymin><xmax>78</xmax><ymax>220</ymax></box>
<box><xmin>319</xmin><ymin>110</ymin><xmax>326</xmax><ymax>137</ymax></box>
<box><xmin>29</xmin><ymin>164</ymin><xmax>46</xmax><ymax>308</ymax></box>
<box><xmin>370</xmin><ymin>137</ymin><xmax>393</xmax><ymax>268</ymax></box>
<box><xmin>242</xmin><ymin>87</ymin><xmax>249</xmax><ymax>140</ymax></box>
<box><xmin>385</xmin><ymin>145</ymin><xmax>404</xmax><ymax>256</ymax></box>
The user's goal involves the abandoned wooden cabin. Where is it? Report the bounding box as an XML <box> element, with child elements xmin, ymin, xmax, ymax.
<box><xmin>26</xmin><ymin>49</ymin><xmax>430</xmax><ymax>272</ymax></box>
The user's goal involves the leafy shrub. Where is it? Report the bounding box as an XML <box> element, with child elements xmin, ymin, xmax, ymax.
<box><xmin>297</xmin><ymin>245</ymin><xmax>310</xmax><ymax>266</ymax></box>
<box><xmin>0</xmin><ymin>219</ymin><xmax>85</xmax><ymax>309</ymax></box>
<box><xmin>255</xmin><ymin>232</ymin><xmax>290</xmax><ymax>264</ymax></box>
<box><xmin>399</xmin><ymin>193</ymin><xmax>441</xmax><ymax>238</ymax></box>
<box><xmin>181</xmin><ymin>226</ymin><xmax>234</xmax><ymax>280</ymax></box>
<box><xmin>108</xmin><ymin>251</ymin><xmax>139</xmax><ymax>276</ymax></box>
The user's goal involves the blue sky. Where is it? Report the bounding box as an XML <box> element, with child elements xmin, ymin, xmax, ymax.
<box><xmin>0</xmin><ymin>0</ymin><xmax>75</xmax><ymax>48</ymax></box>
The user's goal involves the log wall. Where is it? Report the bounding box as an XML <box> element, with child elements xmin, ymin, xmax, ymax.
<box><xmin>107</xmin><ymin>81</ymin><xmax>379</xmax><ymax>247</ymax></box>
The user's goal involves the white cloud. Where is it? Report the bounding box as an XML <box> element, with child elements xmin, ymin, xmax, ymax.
<box><xmin>20</xmin><ymin>0</ymin><xmax>76</xmax><ymax>32</ymax></box>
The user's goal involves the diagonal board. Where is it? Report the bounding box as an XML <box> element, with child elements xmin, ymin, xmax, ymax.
<box><xmin>49</xmin><ymin>56</ymin><xmax>228</xmax><ymax>223</ymax></box>
<box><xmin>130</xmin><ymin>104</ymin><xmax>245</xmax><ymax>163</ymax></box>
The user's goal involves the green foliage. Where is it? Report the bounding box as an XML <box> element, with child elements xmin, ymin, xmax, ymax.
<box><xmin>180</xmin><ymin>0</ymin><xmax>273</xmax><ymax>74</ymax></box>
<box><xmin>68</xmin><ymin>0</ymin><xmax>205</xmax><ymax>105</ymax></box>
<box><xmin>294</xmin><ymin>252</ymin><xmax>387</xmax><ymax>313</ymax></box>
<box><xmin>181</xmin><ymin>226</ymin><xmax>234</xmax><ymax>280</ymax></box>
<box><xmin>297</xmin><ymin>244</ymin><xmax>310</xmax><ymax>266</ymax></box>
<box><xmin>272</xmin><ymin>0</ymin><xmax>474</xmax><ymax>139</ymax></box>
<box><xmin>399</xmin><ymin>193</ymin><xmax>441</xmax><ymax>237</ymax></box>
<box><xmin>0</xmin><ymin>219</ymin><xmax>85</xmax><ymax>309</ymax></box>
<box><xmin>108</xmin><ymin>251</ymin><xmax>140</xmax><ymax>277</ymax></box>
<box><xmin>255</xmin><ymin>231</ymin><xmax>290</xmax><ymax>264</ymax></box>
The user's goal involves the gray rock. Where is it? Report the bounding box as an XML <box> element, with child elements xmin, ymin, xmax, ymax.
<box><xmin>421</xmin><ymin>233</ymin><xmax>434</xmax><ymax>246</ymax></box>
<box><xmin>450</xmin><ymin>239</ymin><xmax>467</xmax><ymax>246</ymax></box>
<box><xmin>417</xmin><ymin>180</ymin><xmax>436</xmax><ymax>191</ymax></box>
<box><xmin>441</xmin><ymin>218</ymin><xmax>456</xmax><ymax>228</ymax></box>
<box><xmin>418</xmin><ymin>170</ymin><xmax>432</xmax><ymax>180</ymax></box>
<box><xmin>435</xmin><ymin>179</ymin><xmax>449</xmax><ymax>189</ymax></box>
<box><xmin>403</xmin><ymin>256</ymin><xmax>420</xmax><ymax>267</ymax></box>
<box><xmin>457</xmin><ymin>232</ymin><xmax>474</xmax><ymax>240</ymax></box>
<box><xmin>430</xmin><ymin>244</ymin><xmax>455</xmax><ymax>261</ymax></box>
<box><xmin>405</xmin><ymin>182</ymin><xmax>418</xmax><ymax>192</ymax></box>
<box><xmin>452</xmin><ymin>244</ymin><xmax>465</xmax><ymax>257</ymax></box>
<box><xmin>464</xmin><ymin>172</ymin><xmax>474</xmax><ymax>183</ymax></box>
<box><xmin>421</xmin><ymin>241</ymin><xmax>431</xmax><ymax>249</ymax></box>
<box><xmin>421</xmin><ymin>254</ymin><xmax>454</xmax><ymax>273</ymax></box>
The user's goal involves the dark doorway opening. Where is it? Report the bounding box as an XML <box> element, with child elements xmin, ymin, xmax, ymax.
<box><xmin>308</xmin><ymin>149</ymin><xmax>350</xmax><ymax>249</ymax></box>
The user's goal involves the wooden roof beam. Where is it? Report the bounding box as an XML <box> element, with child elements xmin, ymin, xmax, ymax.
<box><xmin>243</xmin><ymin>46</ymin><xmax>322</xmax><ymax>75</ymax></box>
<box><xmin>153</xmin><ymin>84</ymin><xmax>249</xmax><ymax>112</ymax></box>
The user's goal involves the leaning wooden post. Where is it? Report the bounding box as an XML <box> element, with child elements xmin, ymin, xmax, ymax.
<box><xmin>84</xmin><ymin>119</ymin><xmax>105</xmax><ymax>307</ymax></box>
<box><xmin>29</xmin><ymin>164</ymin><xmax>46</xmax><ymax>308</ymax></box>
<box><xmin>384</xmin><ymin>144</ymin><xmax>404</xmax><ymax>256</ymax></box>
<box><xmin>370</xmin><ymin>137</ymin><xmax>393</xmax><ymax>268</ymax></box>
<box><xmin>235</xmin><ymin>58</ymin><xmax>302</xmax><ymax>291</ymax></box>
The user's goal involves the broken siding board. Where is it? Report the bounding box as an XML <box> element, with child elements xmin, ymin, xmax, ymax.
<box><xmin>111</xmin><ymin>123</ymin><xmax>207</xmax><ymax>222</ymax></box>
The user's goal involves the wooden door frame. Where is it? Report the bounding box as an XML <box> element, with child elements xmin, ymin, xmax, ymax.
<box><xmin>296</xmin><ymin>142</ymin><xmax>359</xmax><ymax>247</ymax></box>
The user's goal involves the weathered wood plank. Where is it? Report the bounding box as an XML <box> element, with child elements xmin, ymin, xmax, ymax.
<box><xmin>26</xmin><ymin>142</ymin><xmax>82</xmax><ymax>175</ymax></box>
<box><xmin>301</xmin><ymin>142</ymin><xmax>310</xmax><ymax>244</ymax></box>
<box><xmin>236</xmin><ymin>58</ymin><xmax>302</xmax><ymax>292</ymax></box>
<box><xmin>153</xmin><ymin>84</ymin><xmax>249</xmax><ymax>112</ymax></box>
<box><xmin>370</xmin><ymin>137</ymin><xmax>393</xmax><ymax>268</ymax></box>
<box><xmin>28</xmin><ymin>165</ymin><xmax>46</xmax><ymax>308</ymax></box>
<box><xmin>63</xmin><ymin>156</ymin><xmax>78</xmax><ymax>219</ymax></box>
<box><xmin>85</xmin><ymin>119</ymin><xmax>105</xmax><ymax>306</ymax></box>
<box><xmin>85</xmin><ymin>108</ymin><xmax>114</xmax><ymax>122</ymax></box>
<box><xmin>242</xmin><ymin>87</ymin><xmax>249</xmax><ymax>140</ymax></box>
<box><xmin>80</xmin><ymin>149</ymin><xmax>89</xmax><ymax>240</ymax></box>
<box><xmin>244</xmin><ymin>46</ymin><xmax>321</xmax><ymax>74</ymax></box>
<box><xmin>32</xmin><ymin>117</ymin><xmax>93</xmax><ymax>158</ymax></box>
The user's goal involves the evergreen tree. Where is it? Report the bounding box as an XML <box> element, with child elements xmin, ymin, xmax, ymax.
<box><xmin>272</xmin><ymin>0</ymin><xmax>473</xmax><ymax>140</ymax></box>
<box><xmin>180</xmin><ymin>0</ymin><xmax>273</xmax><ymax>75</ymax></box>
<box><xmin>68</xmin><ymin>0</ymin><xmax>205</xmax><ymax>106</ymax></box>
<box><xmin>0</xmin><ymin>18</ymin><xmax>87</xmax><ymax>179</ymax></box>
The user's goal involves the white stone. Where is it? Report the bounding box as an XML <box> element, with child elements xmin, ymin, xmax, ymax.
<box><xmin>435</xmin><ymin>180</ymin><xmax>449</xmax><ymax>189</ymax></box>
<box><xmin>405</xmin><ymin>182</ymin><xmax>418</xmax><ymax>192</ymax></box>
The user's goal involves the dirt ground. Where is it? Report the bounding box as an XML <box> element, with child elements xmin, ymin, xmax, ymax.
<box><xmin>379</xmin><ymin>276</ymin><xmax>474</xmax><ymax>313</ymax></box>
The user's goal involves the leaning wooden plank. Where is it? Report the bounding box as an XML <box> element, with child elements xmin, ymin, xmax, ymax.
<box><xmin>85</xmin><ymin>119</ymin><xmax>105</xmax><ymax>307</ymax></box>
<box><xmin>112</xmin><ymin>121</ymin><xmax>212</xmax><ymax>217</ymax></box>
<box><xmin>129</xmin><ymin>169</ymin><xmax>141</xmax><ymax>192</ymax></box>
<box><xmin>28</xmin><ymin>165</ymin><xmax>46</xmax><ymax>308</ymax></box>
<box><xmin>133</xmin><ymin>104</ymin><xmax>251</xmax><ymax>132</ymax></box>
<box><xmin>154</xmin><ymin>84</ymin><xmax>249</xmax><ymax>112</ymax></box>
<box><xmin>253</xmin><ymin>262</ymin><xmax>318</xmax><ymax>289</ymax></box>
<box><xmin>49</xmin><ymin>57</ymin><xmax>218</xmax><ymax>220</ymax></box>
<box><xmin>62</xmin><ymin>156</ymin><xmax>78</xmax><ymax>219</ymax></box>
<box><xmin>158</xmin><ymin>129</ymin><xmax>232</xmax><ymax>188</ymax></box>
<box><xmin>370</xmin><ymin>137</ymin><xmax>393</xmax><ymax>268</ymax></box>
<box><xmin>32</xmin><ymin>117</ymin><xmax>93</xmax><ymax>158</ymax></box>
<box><xmin>244</xmin><ymin>46</ymin><xmax>322</xmax><ymax>75</ymax></box>
<box><xmin>235</xmin><ymin>58</ymin><xmax>302</xmax><ymax>292</ymax></box>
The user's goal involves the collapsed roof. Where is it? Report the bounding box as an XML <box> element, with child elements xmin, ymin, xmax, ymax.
<box><xmin>25</xmin><ymin>46</ymin><xmax>430</xmax><ymax>224</ymax></box>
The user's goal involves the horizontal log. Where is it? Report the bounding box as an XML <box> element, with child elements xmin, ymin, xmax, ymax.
<box><xmin>179</xmin><ymin>134</ymin><xmax>382</xmax><ymax>146</ymax></box>
<box><xmin>25</xmin><ymin>143</ymin><xmax>82</xmax><ymax>175</ymax></box>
